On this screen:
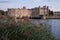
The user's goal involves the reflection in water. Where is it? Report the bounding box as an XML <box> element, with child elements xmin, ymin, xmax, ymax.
<box><xmin>31</xmin><ymin>19</ymin><xmax>60</xmax><ymax>39</ymax></box>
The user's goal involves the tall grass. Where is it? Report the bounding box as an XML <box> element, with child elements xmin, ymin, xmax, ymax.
<box><xmin>0</xmin><ymin>18</ymin><xmax>55</xmax><ymax>40</ymax></box>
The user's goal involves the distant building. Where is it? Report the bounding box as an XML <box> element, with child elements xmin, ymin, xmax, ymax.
<box><xmin>53</xmin><ymin>11</ymin><xmax>60</xmax><ymax>16</ymax></box>
<box><xmin>8</xmin><ymin>7</ymin><xmax>31</xmax><ymax>18</ymax></box>
<box><xmin>30</xmin><ymin>7</ymin><xmax>40</xmax><ymax>17</ymax></box>
<box><xmin>20</xmin><ymin>7</ymin><xmax>31</xmax><ymax>18</ymax></box>
<box><xmin>8</xmin><ymin>8</ymin><xmax>20</xmax><ymax>18</ymax></box>
<box><xmin>7</xmin><ymin>6</ymin><xmax>50</xmax><ymax>18</ymax></box>
<box><xmin>30</xmin><ymin>5</ymin><xmax>49</xmax><ymax>17</ymax></box>
<box><xmin>40</xmin><ymin>6</ymin><xmax>49</xmax><ymax>15</ymax></box>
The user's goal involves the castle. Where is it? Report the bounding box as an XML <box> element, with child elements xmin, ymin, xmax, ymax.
<box><xmin>7</xmin><ymin>5</ymin><xmax>51</xmax><ymax>18</ymax></box>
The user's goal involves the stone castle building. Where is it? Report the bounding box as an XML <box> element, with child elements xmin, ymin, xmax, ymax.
<box><xmin>8</xmin><ymin>7</ymin><xmax>31</xmax><ymax>18</ymax></box>
<box><xmin>30</xmin><ymin>6</ymin><xmax>49</xmax><ymax>17</ymax></box>
<box><xmin>8</xmin><ymin>6</ymin><xmax>50</xmax><ymax>18</ymax></box>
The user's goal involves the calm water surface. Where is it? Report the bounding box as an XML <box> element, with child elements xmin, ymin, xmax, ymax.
<box><xmin>47</xmin><ymin>19</ymin><xmax>60</xmax><ymax>39</ymax></box>
<box><xmin>31</xmin><ymin>19</ymin><xmax>60</xmax><ymax>39</ymax></box>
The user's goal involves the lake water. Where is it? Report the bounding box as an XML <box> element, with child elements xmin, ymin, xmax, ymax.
<box><xmin>47</xmin><ymin>19</ymin><xmax>60</xmax><ymax>39</ymax></box>
<box><xmin>31</xmin><ymin>19</ymin><xmax>60</xmax><ymax>39</ymax></box>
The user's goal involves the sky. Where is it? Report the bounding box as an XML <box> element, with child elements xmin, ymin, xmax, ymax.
<box><xmin>0</xmin><ymin>0</ymin><xmax>60</xmax><ymax>11</ymax></box>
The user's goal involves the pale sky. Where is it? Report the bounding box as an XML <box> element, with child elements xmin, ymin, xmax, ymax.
<box><xmin>0</xmin><ymin>0</ymin><xmax>60</xmax><ymax>11</ymax></box>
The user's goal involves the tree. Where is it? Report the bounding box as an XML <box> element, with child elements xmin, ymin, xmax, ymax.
<box><xmin>49</xmin><ymin>10</ymin><xmax>53</xmax><ymax>16</ymax></box>
<box><xmin>0</xmin><ymin>10</ymin><xmax>5</xmax><ymax>15</ymax></box>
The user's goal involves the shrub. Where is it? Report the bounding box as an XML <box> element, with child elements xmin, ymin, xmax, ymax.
<box><xmin>0</xmin><ymin>19</ymin><xmax>55</xmax><ymax>40</ymax></box>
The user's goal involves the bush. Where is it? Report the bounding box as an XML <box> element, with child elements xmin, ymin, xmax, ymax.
<box><xmin>0</xmin><ymin>19</ymin><xmax>55</xmax><ymax>40</ymax></box>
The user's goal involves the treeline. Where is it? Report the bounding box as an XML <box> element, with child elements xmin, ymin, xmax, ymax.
<box><xmin>0</xmin><ymin>10</ymin><xmax>7</xmax><ymax>15</ymax></box>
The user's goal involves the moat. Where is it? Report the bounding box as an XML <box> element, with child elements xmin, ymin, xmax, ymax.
<box><xmin>31</xmin><ymin>19</ymin><xmax>60</xmax><ymax>40</ymax></box>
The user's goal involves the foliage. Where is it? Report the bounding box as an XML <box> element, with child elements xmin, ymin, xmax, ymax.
<box><xmin>0</xmin><ymin>10</ymin><xmax>5</xmax><ymax>15</ymax></box>
<box><xmin>0</xmin><ymin>19</ymin><xmax>55</xmax><ymax>40</ymax></box>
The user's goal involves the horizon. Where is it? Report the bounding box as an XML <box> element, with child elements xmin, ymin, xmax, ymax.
<box><xmin>0</xmin><ymin>0</ymin><xmax>60</xmax><ymax>11</ymax></box>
